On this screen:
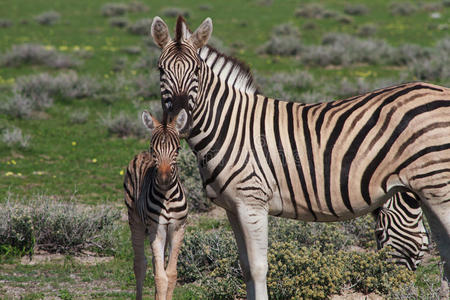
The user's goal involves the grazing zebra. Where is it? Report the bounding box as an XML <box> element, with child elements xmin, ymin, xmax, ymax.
<box><xmin>373</xmin><ymin>192</ymin><xmax>429</xmax><ymax>270</ymax></box>
<box><xmin>124</xmin><ymin>109</ymin><xmax>188</xmax><ymax>300</ymax></box>
<box><xmin>150</xmin><ymin>16</ymin><xmax>450</xmax><ymax>299</ymax></box>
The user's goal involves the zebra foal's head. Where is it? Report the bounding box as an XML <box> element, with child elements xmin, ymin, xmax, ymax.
<box><xmin>141</xmin><ymin>109</ymin><xmax>188</xmax><ymax>189</ymax></box>
<box><xmin>151</xmin><ymin>15</ymin><xmax>212</xmax><ymax>135</ymax></box>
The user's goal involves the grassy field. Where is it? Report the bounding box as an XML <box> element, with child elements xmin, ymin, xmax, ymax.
<box><xmin>0</xmin><ymin>0</ymin><xmax>449</xmax><ymax>299</ymax></box>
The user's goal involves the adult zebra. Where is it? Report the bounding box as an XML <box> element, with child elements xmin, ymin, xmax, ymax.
<box><xmin>373</xmin><ymin>192</ymin><xmax>429</xmax><ymax>271</ymax></box>
<box><xmin>150</xmin><ymin>16</ymin><xmax>450</xmax><ymax>299</ymax></box>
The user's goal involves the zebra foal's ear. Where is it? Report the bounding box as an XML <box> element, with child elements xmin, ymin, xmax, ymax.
<box><xmin>142</xmin><ymin>110</ymin><xmax>160</xmax><ymax>131</ymax></box>
<box><xmin>188</xmin><ymin>17</ymin><xmax>212</xmax><ymax>49</ymax></box>
<box><xmin>173</xmin><ymin>109</ymin><xmax>188</xmax><ymax>133</ymax></box>
<box><xmin>151</xmin><ymin>16</ymin><xmax>170</xmax><ymax>48</ymax></box>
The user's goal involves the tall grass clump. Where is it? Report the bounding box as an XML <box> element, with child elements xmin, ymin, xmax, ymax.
<box><xmin>0</xmin><ymin>44</ymin><xmax>80</xmax><ymax>69</ymax></box>
<box><xmin>258</xmin><ymin>23</ymin><xmax>303</xmax><ymax>56</ymax></box>
<box><xmin>1</xmin><ymin>127</ymin><xmax>31</xmax><ymax>149</ymax></box>
<box><xmin>34</xmin><ymin>11</ymin><xmax>61</xmax><ymax>26</ymax></box>
<box><xmin>0</xmin><ymin>195</ymin><xmax>120</xmax><ymax>255</ymax></box>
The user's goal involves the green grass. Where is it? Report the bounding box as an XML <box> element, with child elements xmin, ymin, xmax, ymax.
<box><xmin>0</xmin><ymin>0</ymin><xmax>448</xmax><ymax>298</ymax></box>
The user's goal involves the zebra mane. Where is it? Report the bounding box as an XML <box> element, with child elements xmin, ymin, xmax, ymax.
<box><xmin>198</xmin><ymin>45</ymin><xmax>260</xmax><ymax>94</ymax></box>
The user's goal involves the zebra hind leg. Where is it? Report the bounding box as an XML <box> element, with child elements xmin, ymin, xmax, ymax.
<box><xmin>420</xmin><ymin>196</ymin><xmax>450</xmax><ymax>281</ymax></box>
<box><xmin>129</xmin><ymin>212</ymin><xmax>148</xmax><ymax>300</ymax></box>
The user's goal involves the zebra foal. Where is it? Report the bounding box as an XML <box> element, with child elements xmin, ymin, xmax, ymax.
<box><xmin>124</xmin><ymin>109</ymin><xmax>188</xmax><ymax>300</ymax></box>
<box><xmin>150</xmin><ymin>16</ymin><xmax>450</xmax><ymax>299</ymax></box>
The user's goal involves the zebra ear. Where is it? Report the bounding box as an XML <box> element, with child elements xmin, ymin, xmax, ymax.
<box><xmin>142</xmin><ymin>110</ymin><xmax>160</xmax><ymax>131</ymax></box>
<box><xmin>188</xmin><ymin>17</ymin><xmax>212</xmax><ymax>49</ymax></box>
<box><xmin>173</xmin><ymin>109</ymin><xmax>188</xmax><ymax>133</ymax></box>
<box><xmin>151</xmin><ymin>16</ymin><xmax>171</xmax><ymax>48</ymax></box>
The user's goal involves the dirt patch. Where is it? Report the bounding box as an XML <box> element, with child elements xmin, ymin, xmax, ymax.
<box><xmin>331</xmin><ymin>291</ymin><xmax>383</xmax><ymax>300</ymax></box>
<box><xmin>20</xmin><ymin>250</ymin><xmax>113</xmax><ymax>266</ymax></box>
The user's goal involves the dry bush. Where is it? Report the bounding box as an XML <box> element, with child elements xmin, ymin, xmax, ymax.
<box><xmin>101</xmin><ymin>3</ymin><xmax>128</xmax><ymax>17</ymax></box>
<box><xmin>0</xmin><ymin>195</ymin><xmax>120</xmax><ymax>255</ymax></box>
<box><xmin>0</xmin><ymin>44</ymin><xmax>80</xmax><ymax>69</ymax></box>
<box><xmin>160</xmin><ymin>7</ymin><xmax>191</xmax><ymax>18</ymax></box>
<box><xmin>357</xmin><ymin>24</ymin><xmax>378</xmax><ymax>37</ymax></box>
<box><xmin>258</xmin><ymin>23</ymin><xmax>303</xmax><ymax>56</ymax></box>
<box><xmin>69</xmin><ymin>109</ymin><xmax>89</xmax><ymax>124</ymax></box>
<box><xmin>344</xmin><ymin>4</ymin><xmax>369</xmax><ymax>15</ymax></box>
<box><xmin>109</xmin><ymin>17</ymin><xmax>129</xmax><ymax>28</ymax></box>
<box><xmin>1</xmin><ymin>127</ymin><xmax>31</xmax><ymax>149</ymax></box>
<box><xmin>127</xmin><ymin>18</ymin><xmax>152</xmax><ymax>35</ymax></box>
<box><xmin>34</xmin><ymin>11</ymin><xmax>60</xmax><ymax>26</ymax></box>
<box><xmin>390</xmin><ymin>2</ymin><xmax>417</xmax><ymax>16</ymax></box>
<box><xmin>99</xmin><ymin>111</ymin><xmax>146</xmax><ymax>138</ymax></box>
<box><xmin>0</xmin><ymin>18</ymin><xmax>13</xmax><ymax>28</ymax></box>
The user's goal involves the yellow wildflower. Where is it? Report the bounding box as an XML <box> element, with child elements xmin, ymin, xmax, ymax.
<box><xmin>17</xmin><ymin>173</ymin><xmax>22</xmax><ymax>177</ymax></box>
<box><xmin>119</xmin><ymin>170</ymin><xmax>124</xmax><ymax>176</ymax></box>
<box><xmin>92</xmin><ymin>158</ymin><xmax>97</xmax><ymax>163</ymax></box>
<box><xmin>5</xmin><ymin>171</ymin><xmax>14</xmax><ymax>176</ymax></box>
<box><xmin>72</xmin><ymin>141</ymin><xmax>77</xmax><ymax>146</ymax></box>
<box><xmin>11</xmin><ymin>160</ymin><xmax>16</xmax><ymax>165</ymax></box>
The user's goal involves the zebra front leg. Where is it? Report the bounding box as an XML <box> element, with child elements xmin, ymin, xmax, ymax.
<box><xmin>149</xmin><ymin>224</ymin><xmax>169</xmax><ymax>300</ymax></box>
<box><xmin>226</xmin><ymin>206</ymin><xmax>269</xmax><ymax>300</ymax></box>
<box><xmin>129</xmin><ymin>212</ymin><xmax>148</xmax><ymax>300</ymax></box>
<box><xmin>165</xmin><ymin>223</ymin><xmax>186</xmax><ymax>300</ymax></box>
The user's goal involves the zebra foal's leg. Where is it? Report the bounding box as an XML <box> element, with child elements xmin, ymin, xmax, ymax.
<box><xmin>149</xmin><ymin>224</ymin><xmax>169</xmax><ymax>300</ymax></box>
<box><xmin>226</xmin><ymin>205</ymin><xmax>269</xmax><ymax>300</ymax></box>
<box><xmin>129</xmin><ymin>211</ymin><xmax>148</xmax><ymax>300</ymax></box>
<box><xmin>165</xmin><ymin>223</ymin><xmax>186</xmax><ymax>300</ymax></box>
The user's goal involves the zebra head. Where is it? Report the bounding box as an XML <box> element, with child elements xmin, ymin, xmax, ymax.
<box><xmin>151</xmin><ymin>16</ymin><xmax>212</xmax><ymax>136</ymax></box>
<box><xmin>142</xmin><ymin>109</ymin><xmax>188</xmax><ymax>189</ymax></box>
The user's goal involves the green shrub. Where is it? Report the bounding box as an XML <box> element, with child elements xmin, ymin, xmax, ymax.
<box><xmin>179</xmin><ymin>215</ymin><xmax>414</xmax><ymax>299</ymax></box>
